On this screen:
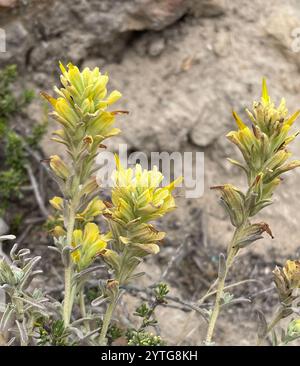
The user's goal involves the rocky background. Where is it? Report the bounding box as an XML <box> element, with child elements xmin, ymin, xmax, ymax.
<box><xmin>1</xmin><ymin>0</ymin><xmax>300</xmax><ymax>345</ymax></box>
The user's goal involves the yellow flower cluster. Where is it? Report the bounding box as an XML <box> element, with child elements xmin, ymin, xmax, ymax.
<box><xmin>227</xmin><ymin>79</ymin><xmax>300</xmax><ymax>187</ymax></box>
<box><xmin>111</xmin><ymin>156</ymin><xmax>181</xmax><ymax>223</ymax></box>
<box><xmin>44</xmin><ymin>62</ymin><xmax>124</xmax><ymax>271</ymax></box>
<box><xmin>42</xmin><ymin>62</ymin><xmax>122</xmax><ymax>149</ymax></box>
<box><xmin>102</xmin><ymin>157</ymin><xmax>182</xmax><ymax>281</ymax></box>
<box><xmin>214</xmin><ymin>80</ymin><xmax>300</xmax><ymax>229</ymax></box>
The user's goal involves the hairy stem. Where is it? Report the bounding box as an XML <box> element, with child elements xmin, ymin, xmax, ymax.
<box><xmin>98</xmin><ymin>248</ymin><xmax>130</xmax><ymax>345</ymax></box>
<box><xmin>205</xmin><ymin>233</ymin><xmax>238</xmax><ymax>344</ymax></box>
<box><xmin>99</xmin><ymin>296</ymin><xmax>118</xmax><ymax>346</ymax></box>
<box><xmin>63</xmin><ymin>208</ymin><xmax>75</xmax><ymax>327</ymax></box>
<box><xmin>79</xmin><ymin>286</ymin><xmax>90</xmax><ymax>333</ymax></box>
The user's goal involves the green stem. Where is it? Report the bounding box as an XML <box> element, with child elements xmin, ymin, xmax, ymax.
<box><xmin>98</xmin><ymin>248</ymin><xmax>130</xmax><ymax>345</ymax></box>
<box><xmin>63</xmin><ymin>208</ymin><xmax>75</xmax><ymax>327</ymax></box>
<box><xmin>79</xmin><ymin>286</ymin><xmax>90</xmax><ymax>333</ymax></box>
<box><xmin>205</xmin><ymin>234</ymin><xmax>238</xmax><ymax>344</ymax></box>
<box><xmin>99</xmin><ymin>296</ymin><xmax>118</xmax><ymax>346</ymax></box>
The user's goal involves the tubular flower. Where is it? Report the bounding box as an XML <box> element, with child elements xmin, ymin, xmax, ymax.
<box><xmin>211</xmin><ymin>184</ymin><xmax>246</xmax><ymax>227</ymax></box>
<box><xmin>102</xmin><ymin>157</ymin><xmax>182</xmax><ymax>282</ymax></box>
<box><xmin>273</xmin><ymin>260</ymin><xmax>300</xmax><ymax>303</ymax></box>
<box><xmin>49</xmin><ymin>155</ymin><xmax>70</xmax><ymax>180</ymax></box>
<box><xmin>227</xmin><ymin>79</ymin><xmax>300</xmax><ymax>186</ymax></box>
<box><xmin>49</xmin><ymin>196</ymin><xmax>64</xmax><ymax>211</ymax></box>
<box><xmin>111</xmin><ymin>156</ymin><xmax>182</xmax><ymax>223</ymax></box>
<box><xmin>76</xmin><ymin>197</ymin><xmax>106</xmax><ymax>223</ymax></box>
<box><xmin>42</xmin><ymin>62</ymin><xmax>122</xmax><ymax>150</ymax></box>
<box><xmin>71</xmin><ymin>223</ymin><xmax>110</xmax><ymax>271</ymax></box>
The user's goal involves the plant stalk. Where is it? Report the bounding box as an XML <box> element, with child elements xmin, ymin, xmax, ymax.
<box><xmin>205</xmin><ymin>233</ymin><xmax>238</xmax><ymax>344</ymax></box>
<box><xmin>98</xmin><ymin>248</ymin><xmax>130</xmax><ymax>345</ymax></box>
<box><xmin>63</xmin><ymin>208</ymin><xmax>76</xmax><ymax>327</ymax></box>
<box><xmin>79</xmin><ymin>286</ymin><xmax>90</xmax><ymax>333</ymax></box>
<box><xmin>99</xmin><ymin>296</ymin><xmax>118</xmax><ymax>346</ymax></box>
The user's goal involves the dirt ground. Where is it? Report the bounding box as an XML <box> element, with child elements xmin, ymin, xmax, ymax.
<box><xmin>1</xmin><ymin>0</ymin><xmax>300</xmax><ymax>345</ymax></box>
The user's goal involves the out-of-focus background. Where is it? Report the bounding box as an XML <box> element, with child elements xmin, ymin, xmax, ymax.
<box><xmin>1</xmin><ymin>0</ymin><xmax>300</xmax><ymax>345</ymax></box>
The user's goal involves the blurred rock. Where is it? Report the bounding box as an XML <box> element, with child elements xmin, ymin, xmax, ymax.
<box><xmin>0</xmin><ymin>0</ymin><xmax>192</xmax><ymax>70</ymax></box>
<box><xmin>0</xmin><ymin>0</ymin><xmax>16</xmax><ymax>7</ymax></box>
<box><xmin>189</xmin><ymin>98</ymin><xmax>231</xmax><ymax>147</ymax></box>
<box><xmin>264</xmin><ymin>6</ymin><xmax>300</xmax><ymax>69</ymax></box>
<box><xmin>192</xmin><ymin>0</ymin><xmax>226</xmax><ymax>17</ymax></box>
<box><xmin>148</xmin><ymin>38</ymin><xmax>166</xmax><ymax>57</ymax></box>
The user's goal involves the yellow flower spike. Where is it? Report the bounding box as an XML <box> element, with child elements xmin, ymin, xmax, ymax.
<box><xmin>42</xmin><ymin>62</ymin><xmax>123</xmax><ymax>144</ymax></box>
<box><xmin>49</xmin><ymin>196</ymin><xmax>64</xmax><ymax>211</ymax></box>
<box><xmin>49</xmin><ymin>155</ymin><xmax>70</xmax><ymax>180</ymax></box>
<box><xmin>111</xmin><ymin>159</ymin><xmax>181</xmax><ymax>223</ymax></box>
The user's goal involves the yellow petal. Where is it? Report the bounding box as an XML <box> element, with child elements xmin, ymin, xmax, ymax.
<box><xmin>262</xmin><ymin>77</ymin><xmax>270</xmax><ymax>103</ymax></box>
<box><xmin>232</xmin><ymin>111</ymin><xmax>247</xmax><ymax>130</ymax></box>
<box><xmin>49</xmin><ymin>196</ymin><xmax>64</xmax><ymax>211</ymax></box>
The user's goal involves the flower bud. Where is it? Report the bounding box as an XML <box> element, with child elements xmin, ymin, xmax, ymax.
<box><xmin>211</xmin><ymin>184</ymin><xmax>245</xmax><ymax>227</ymax></box>
<box><xmin>49</xmin><ymin>155</ymin><xmax>70</xmax><ymax>180</ymax></box>
<box><xmin>49</xmin><ymin>196</ymin><xmax>64</xmax><ymax>211</ymax></box>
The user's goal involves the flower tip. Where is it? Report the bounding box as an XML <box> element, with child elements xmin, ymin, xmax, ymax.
<box><xmin>40</xmin><ymin>92</ymin><xmax>57</xmax><ymax>107</ymax></box>
<box><xmin>262</xmin><ymin>77</ymin><xmax>270</xmax><ymax>103</ymax></box>
<box><xmin>232</xmin><ymin>110</ymin><xmax>246</xmax><ymax>130</ymax></box>
<box><xmin>58</xmin><ymin>61</ymin><xmax>67</xmax><ymax>75</ymax></box>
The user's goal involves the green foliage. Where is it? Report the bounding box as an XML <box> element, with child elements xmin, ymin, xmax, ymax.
<box><xmin>38</xmin><ymin>320</ymin><xmax>70</xmax><ymax>346</ymax></box>
<box><xmin>126</xmin><ymin>283</ymin><xmax>169</xmax><ymax>346</ymax></box>
<box><xmin>127</xmin><ymin>331</ymin><xmax>164</xmax><ymax>346</ymax></box>
<box><xmin>154</xmin><ymin>282</ymin><xmax>169</xmax><ymax>302</ymax></box>
<box><xmin>0</xmin><ymin>65</ymin><xmax>47</xmax><ymax>214</ymax></box>
<box><xmin>0</xmin><ymin>65</ymin><xmax>18</xmax><ymax>117</ymax></box>
<box><xmin>106</xmin><ymin>324</ymin><xmax>124</xmax><ymax>343</ymax></box>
